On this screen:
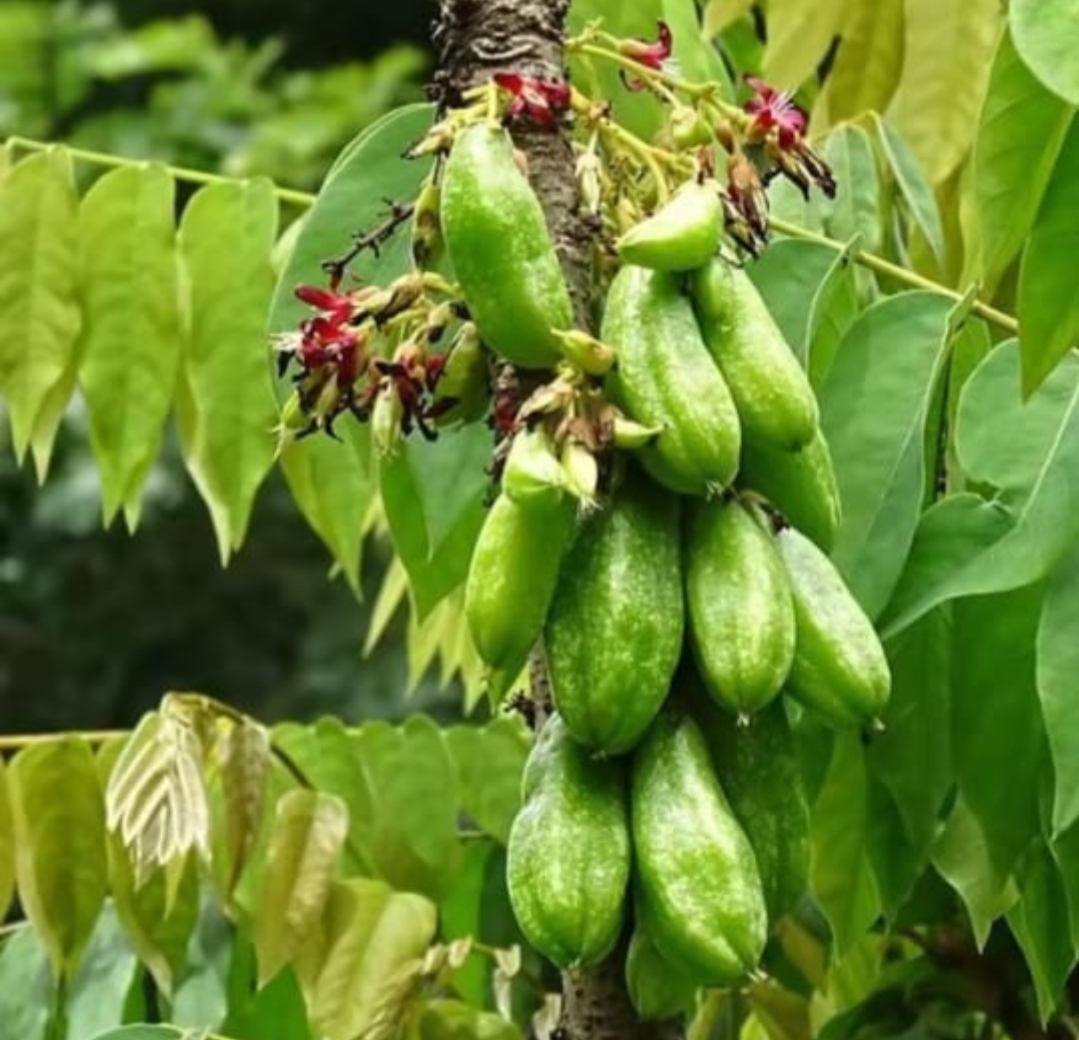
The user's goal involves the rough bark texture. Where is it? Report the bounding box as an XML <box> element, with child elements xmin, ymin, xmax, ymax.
<box><xmin>433</xmin><ymin>3</ymin><xmax>679</xmax><ymax>1038</ymax></box>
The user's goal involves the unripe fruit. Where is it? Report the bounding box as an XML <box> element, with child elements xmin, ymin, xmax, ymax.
<box><xmin>617</xmin><ymin>180</ymin><xmax>723</xmax><ymax>272</ymax></box>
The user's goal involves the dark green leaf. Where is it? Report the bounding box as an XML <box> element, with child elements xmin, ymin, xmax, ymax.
<box><xmin>971</xmin><ymin>28</ymin><xmax>1073</xmax><ymax>290</ymax></box>
<box><xmin>809</xmin><ymin>734</ymin><xmax>881</xmax><ymax>955</ymax></box>
<box><xmin>1011</xmin><ymin>0</ymin><xmax>1079</xmax><ymax>105</ymax></box>
<box><xmin>952</xmin><ymin>586</ymin><xmax>1048</xmax><ymax>881</ymax></box>
<box><xmin>1006</xmin><ymin>841</ymin><xmax>1077</xmax><ymax>1023</ymax></box>
<box><xmin>883</xmin><ymin>343</ymin><xmax>1079</xmax><ymax>631</ymax></box>
<box><xmin>865</xmin><ymin>781</ymin><xmax>927</xmax><ymax>921</ymax></box>
<box><xmin>1037</xmin><ymin>546</ymin><xmax>1079</xmax><ymax>836</ymax></box>
<box><xmin>444</xmin><ymin>718</ymin><xmax>529</xmax><ymax>844</ymax></box>
<box><xmin>354</xmin><ymin>715</ymin><xmax>462</xmax><ymax>900</ymax></box>
<box><xmin>819</xmin><ymin>291</ymin><xmax>955</xmax><ymax>617</ymax></box>
<box><xmin>223</xmin><ymin>963</ymin><xmax>313</xmax><ymax>1040</ymax></box>
<box><xmin>1018</xmin><ymin>120</ymin><xmax>1079</xmax><ymax>394</ymax></box>
<box><xmin>76</xmin><ymin>163</ymin><xmax>182</xmax><ymax>528</ymax></box>
<box><xmin>269</xmin><ymin>104</ymin><xmax>435</xmax><ymax>335</ymax></box>
<box><xmin>0</xmin><ymin>148</ymin><xmax>80</xmax><ymax>461</ymax></box>
<box><xmin>177</xmin><ymin>178</ymin><xmax>279</xmax><ymax>561</ymax></box>
<box><xmin>9</xmin><ymin>736</ymin><xmax>108</xmax><ymax>978</ymax></box>
<box><xmin>279</xmin><ymin>422</ymin><xmax>375</xmax><ymax>594</ymax></box>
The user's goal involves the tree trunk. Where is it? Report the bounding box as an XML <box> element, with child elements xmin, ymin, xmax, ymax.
<box><xmin>432</xmin><ymin>2</ymin><xmax>681</xmax><ymax>1037</ymax></box>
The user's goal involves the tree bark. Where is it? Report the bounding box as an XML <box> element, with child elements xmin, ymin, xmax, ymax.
<box><xmin>432</xmin><ymin>3</ymin><xmax>680</xmax><ymax>1038</ymax></box>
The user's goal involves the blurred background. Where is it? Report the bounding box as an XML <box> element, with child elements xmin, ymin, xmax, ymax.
<box><xmin>0</xmin><ymin>0</ymin><xmax>454</xmax><ymax>735</ymax></box>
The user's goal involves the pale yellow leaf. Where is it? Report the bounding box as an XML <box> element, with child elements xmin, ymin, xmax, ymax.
<box><xmin>885</xmin><ymin>0</ymin><xmax>1003</xmax><ymax>183</ymax></box>
<box><xmin>821</xmin><ymin>0</ymin><xmax>905</xmax><ymax>126</ymax></box>
<box><xmin>763</xmin><ymin>0</ymin><xmax>850</xmax><ymax>90</ymax></box>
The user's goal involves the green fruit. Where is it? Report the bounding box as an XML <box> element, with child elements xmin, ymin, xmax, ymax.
<box><xmin>631</xmin><ymin>713</ymin><xmax>767</xmax><ymax>984</ymax></box>
<box><xmin>502</xmin><ymin>426</ymin><xmax>568</xmax><ymax>506</ymax></box>
<box><xmin>626</xmin><ymin>922</ymin><xmax>699</xmax><ymax>1020</ymax></box>
<box><xmin>546</xmin><ymin>468</ymin><xmax>684</xmax><ymax>754</ymax></box>
<box><xmin>739</xmin><ymin>428</ymin><xmax>842</xmax><ymax>551</ymax></box>
<box><xmin>602</xmin><ymin>265</ymin><xmax>741</xmax><ymax>496</ymax></box>
<box><xmin>617</xmin><ymin>180</ymin><xmax>723</xmax><ymax>272</ymax></box>
<box><xmin>693</xmin><ymin>690</ymin><xmax>809</xmax><ymax>922</ymax></box>
<box><xmin>691</xmin><ymin>260</ymin><xmax>819</xmax><ymax>451</ymax></box>
<box><xmin>464</xmin><ymin>493</ymin><xmax>576</xmax><ymax>674</ymax></box>
<box><xmin>778</xmin><ymin>526</ymin><xmax>891</xmax><ymax>726</ymax></box>
<box><xmin>507</xmin><ymin>716</ymin><xmax>630</xmax><ymax>970</ymax></box>
<box><xmin>441</xmin><ymin>124</ymin><xmax>573</xmax><ymax>369</ymax></box>
<box><xmin>685</xmin><ymin>497</ymin><xmax>795</xmax><ymax>717</ymax></box>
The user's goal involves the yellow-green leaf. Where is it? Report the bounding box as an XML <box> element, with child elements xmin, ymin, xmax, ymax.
<box><xmin>253</xmin><ymin>788</ymin><xmax>349</xmax><ymax>985</ymax></box>
<box><xmin>77</xmin><ymin>164</ymin><xmax>182</xmax><ymax>528</ymax></box>
<box><xmin>972</xmin><ymin>28</ymin><xmax>1075</xmax><ymax>293</ymax></box>
<box><xmin>821</xmin><ymin>0</ymin><xmax>904</xmax><ymax>124</ymax></box>
<box><xmin>1011</xmin><ymin>0</ymin><xmax>1079</xmax><ymax>106</ymax></box>
<box><xmin>702</xmin><ymin>0</ymin><xmax>754</xmax><ymax>38</ymax></box>
<box><xmin>9</xmin><ymin>736</ymin><xmax>108</xmax><ymax>978</ymax></box>
<box><xmin>762</xmin><ymin>0</ymin><xmax>850</xmax><ymax>90</ymax></box>
<box><xmin>885</xmin><ymin>0</ymin><xmax>1002</xmax><ymax>183</ymax></box>
<box><xmin>279</xmin><ymin>421</ymin><xmax>375</xmax><ymax>594</ymax></box>
<box><xmin>220</xmin><ymin>718</ymin><xmax>271</xmax><ymax>899</ymax></box>
<box><xmin>0</xmin><ymin>148</ymin><xmax>81</xmax><ymax>460</ymax></box>
<box><xmin>0</xmin><ymin>759</ymin><xmax>14</xmax><ymax>921</ymax></box>
<box><xmin>177</xmin><ymin>179</ymin><xmax>279</xmax><ymax>562</ymax></box>
<box><xmin>305</xmin><ymin>877</ymin><xmax>436</xmax><ymax>1040</ymax></box>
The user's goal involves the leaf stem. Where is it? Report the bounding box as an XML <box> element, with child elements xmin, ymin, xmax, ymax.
<box><xmin>768</xmin><ymin>216</ymin><xmax>1020</xmax><ymax>336</ymax></box>
<box><xmin>0</xmin><ymin>730</ymin><xmax>128</xmax><ymax>752</ymax></box>
<box><xmin>5</xmin><ymin>136</ymin><xmax>316</xmax><ymax>209</ymax></box>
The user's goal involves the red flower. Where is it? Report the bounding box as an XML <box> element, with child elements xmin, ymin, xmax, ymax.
<box><xmin>294</xmin><ymin>284</ymin><xmax>354</xmax><ymax>326</ymax></box>
<box><xmin>742</xmin><ymin>75</ymin><xmax>806</xmax><ymax>148</ymax></box>
<box><xmin>619</xmin><ymin>21</ymin><xmax>673</xmax><ymax>70</ymax></box>
<box><xmin>494</xmin><ymin>72</ymin><xmax>571</xmax><ymax>126</ymax></box>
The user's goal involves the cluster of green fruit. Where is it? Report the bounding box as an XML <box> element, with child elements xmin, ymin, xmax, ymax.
<box><xmin>440</xmin><ymin>121</ymin><xmax>891</xmax><ymax>1007</ymax></box>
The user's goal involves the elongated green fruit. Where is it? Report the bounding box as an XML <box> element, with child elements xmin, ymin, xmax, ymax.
<box><xmin>626</xmin><ymin>921</ymin><xmax>699</xmax><ymax>1020</ymax></box>
<box><xmin>464</xmin><ymin>493</ymin><xmax>576</xmax><ymax>674</ymax></box>
<box><xmin>507</xmin><ymin>716</ymin><xmax>630</xmax><ymax>969</ymax></box>
<box><xmin>778</xmin><ymin>526</ymin><xmax>891</xmax><ymax>726</ymax></box>
<box><xmin>685</xmin><ymin>498</ymin><xmax>795</xmax><ymax>717</ymax></box>
<box><xmin>441</xmin><ymin>125</ymin><xmax>572</xmax><ymax>369</ymax></box>
<box><xmin>547</xmin><ymin>469</ymin><xmax>684</xmax><ymax>754</ymax></box>
<box><xmin>691</xmin><ymin>260</ymin><xmax>818</xmax><ymax>451</ymax></box>
<box><xmin>632</xmin><ymin>713</ymin><xmax>767</xmax><ymax>984</ymax></box>
<box><xmin>693</xmin><ymin>689</ymin><xmax>809</xmax><ymax>922</ymax></box>
<box><xmin>739</xmin><ymin>428</ymin><xmax>842</xmax><ymax>551</ymax></box>
<box><xmin>617</xmin><ymin>180</ymin><xmax>723</xmax><ymax>272</ymax></box>
<box><xmin>602</xmin><ymin>265</ymin><xmax>741</xmax><ymax>495</ymax></box>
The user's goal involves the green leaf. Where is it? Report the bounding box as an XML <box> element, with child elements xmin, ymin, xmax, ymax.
<box><xmin>1037</xmin><ymin>546</ymin><xmax>1079</xmax><ymax>836</ymax></box>
<box><xmin>0</xmin><ymin>928</ymin><xmax>52</xmax><ymax>1040</ymax></box>
<box><xmin>762</xmin><ymin>0</ymin><xmax>850</xmax><ymax>90</ymax></box>
<box><xmin>932</xmin><ymin>797</ymin><xmax>1019</xmax><ymax>949</ymax></box>
<box><xmin>660</xmin><ymin>0</ymin><xmax>733</xmax><ymax>95</ymax></box>
<box><xmin>818</xmin><ymin>291</ymin><xmax>955</xmax><ymax>617</ymax></box>
<box><xmin>220</xmin><ymin>718</ymin><xmax>272</xmax><ymax>899</ymax></box>
<box><xmin>84</xmin><ymin>1029</ymin><xmax>186</xmax><ymax>1040</ymax></box>
<box><xmin>67</xmin><ymin>903</ymin><xmax>141</xmax><ymax>1040</ymax></box>
<box><xmin>270</xmin><ymin>717</ymin><xmax>377</xmax><ymax>876</ymax></box>
<box><xmin>9</xmin><ymin>736</ymin><xmax>108</xmax><ymax>979</ymax></box>
<box><xmin>254</xmin><ymin>789</ymin><xmax>350</xmax><ymax>985</ymax></box>
<box><xmin>744</xmin><ymin>239</ymin><xmax>844</xmax><ymax>364</ymax></box>
<box><xmin>952</xmin><ymin>586</ymin><xmax>1048</xmax><ymax>881</ymax></box>
<box><xmin>437</xmin><ymin>842</ymin><xmax>494</xmax><ymax>1008</ymax></box>
<box><xmin>444</xmin><ymin>718</ymin><xmax>529</xmax><ymax>844</ymax></box>
<box><xmin>379</xmin><ymin>430</ymin><xmax>488</xmax><ymax>619</ymax></box>
<box><xmin>809</xmin><ymin>733</ymin><xmax>881</xmax><ymax>955</ymax></box>
<box><xmin>0</xmin><ymin>147</ymin><xmax>80</xmax><ymax>460</ymax></box>
<box><xmin>170</xmin><ymin>897</ymin><xmax>233</xmax><ymax>1030</ymax></box>
<box><xmin>821</xmin><ymin>126</ymin><xmax>882</xmax><ymax>254</ymax></box>
<box><xmin>970</xmin><ymin>28</ymin><xmax>1074</xmax><ymax>290</ymax></box>
<box><xmin>76</xmin><ymin>163</ymin><xmax>182</xmax><ymax>528</ymax></box>
<box><xmin>1006</xmin><ymin>841</ymin><xmax>1077</xmax><ymax>1023</ymax></box>
<box><xmin>1018</xmin><ymin>120</ymin><xmax>1079</xmax><ymax>395</ymax></box>
<box><xmin>805</xmin><ymin>249</ymin><xmax>860</xmax><ymax>389</ymax></box>
<box><xmin>882</xmin><ymin>343</ymin><xmax>1079</xmax><ymax>631</ymax></box>
<box><xmin>269</xmin><ymin>104</ymin><xmax>435</xmax><ymax>336</ymax></box>
<box><xmin>1011</xmin><ymin>0</ymin><xmax>1079</xmax><ymax>105</ymax></box>
<box><xmin>865</xmin><ymin>780</ymin><xmax>927</xmax><ymax>921</ymax></box>
<box><xmin>867</xmin><ymin>611</ymin><xmax>952</xmax><ymax>883</ymax></box>
<box><xmin>223</xmin><ymin>963</ymin><xmax>313</xmax><ymax>1040</ymax></box>
<box><xmin>885</xmin><ymin>0</ymin><xmax>1002</xmax><ymax>183</ymax></box>
<box><xmin>279</xmin><ymin>422</ymin><xmax>374</xmax><ymax>594</ymax></box>
<box><xmin>177</xmin><ymin>178</ymin><xmax>279</xmax><ymax>562</ymax></box>
<box><xmin>303</xmin><ymin>877</ymin><xmax>436</xmax><ymax>1040</ymax></box>
<box><xmin>354</xmin><ymin>716</ymin><xmax>462</xmax><ymax>900</ymax></box>
<box><xmin>870</xmin><ymin>116</ymin><xmax>947</xmax><ymax>265</ymax></box>
<box><xmin>822</xmin><ymin>0</ymin><xmax>904</xmax><ymax>124</ymax></box>
<box><xmin>0</xmin><ymin>758</ymin><xmax>14</xmax><ymax>921</ymax></box>
<box><xmin>702</xmin><ymin>0</ymin><xmax>754</xmax><ymax>37</ymax></box>
<box><xmin>419</xmin><ymin>999</ymin><xmax>523</xmax><ymax>1040</ymax></box>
